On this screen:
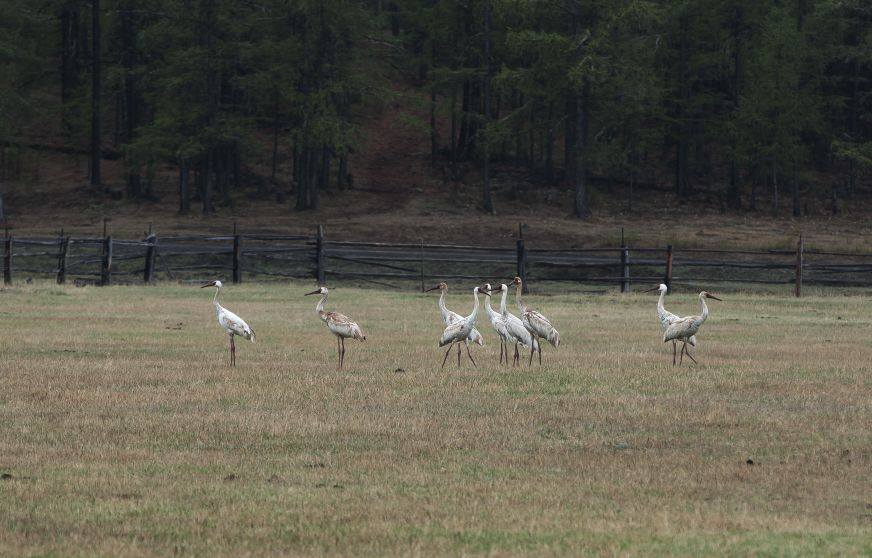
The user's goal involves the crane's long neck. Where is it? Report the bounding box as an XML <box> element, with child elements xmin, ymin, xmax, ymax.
<box><xmin>438</xmin><ymin>289</ymin><xmax>449</xmax><ymax>320</ymax></box>
<box><xmin>212</xmin><ymin>287</ymin><xmax>223</xmax><ymax>319</ymax></box>
<box><xmin>467</xmin><ymin>290</ymin><xmax>480</xmax><ymax>326</ymax></box>
<box><xmin>484</xmin><ymin>291</ymin><xmax>498</xmax><ymax>320</ymax></box>
<box><xmin>500</xmin><ymin>288</ymin><xmax>508</xmax><ymax>317</ymax></box>
<box><xmin>515</xmin><ymin>282</ymin><xmax>526</xmax><ymax>315</ymax></box>
<box><xmin>695</xmin><ymin>294</ymin><xmax>710</xmax><ymax>327</ymax></box>
<box><xmin>315</xmin><ymin>292</ymin><xmax>328</xmax><ymax>316</ymax></box>
<box><xmin>657</xmin><ymin>289</ymin><xmax>666</xmax><ymax>314</ymax></box>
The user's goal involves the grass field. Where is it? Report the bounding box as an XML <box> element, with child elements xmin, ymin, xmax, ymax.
<box><xmin>0</xmin><ymin>281</ymin><xmax>870</xmax><ymax>556</ymax></box>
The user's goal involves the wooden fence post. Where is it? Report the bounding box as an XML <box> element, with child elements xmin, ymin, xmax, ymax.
<box><xmin>315</xmin><ymin>224</ymin><xmax>325</xmax><ymax>285</ymax></box>
<box><xmin>3</xmin><ymin>233</ymin><xmax>12</xmax><ymax>285</ymax></box>
<box><xmin>101</xmin><ymin>235</ymin><xmax>113</xmax><ymax>286</ymax></box>
<box><xmin>143</xmin><ymin>232</ymin><xmax>157</xmax><ymax>284</ymax></box>
<box><xmin>795</xmin><ymin>233</ymin><xmax>803</xmax><ymax>298</ymax></box>
<box><xmin>232</xmin><ymin>225</ymin><xmax>241</xmax><ymax>284</ymax></box>
<box><xmin>620</xmin><ymin>246</ymin><xmax>630</xmax><ymax>293</ymax></box>
<box><xmin>57</xmin><ymin>234</ymin><xmax>69</xmax><ymax>285</ymax></box>
<box><xmin>664</xmin><ymin>244</ymin><xmax>673</xmax><ymax>291</ymax></box>
<box><xmin>516</xmin><ymin>237</ymin><xmax>528</xmax><ymax>293</ymax></box>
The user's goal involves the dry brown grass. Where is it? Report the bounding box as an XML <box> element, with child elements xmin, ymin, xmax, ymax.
<box><xmin>0</xmin><ymin>281</ymin><xmax>869</xmax><ymax>556</ymax></box>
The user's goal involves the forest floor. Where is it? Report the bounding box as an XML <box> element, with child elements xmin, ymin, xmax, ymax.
<box><xmin>0</xmin><ymin>281</ymin><xmax>870</xmax><ymax>556</ymax></box>
<box><xmin>3</xmin><ymin>84</ymin><xmax>872</xmax><ymax>252</ymax></box>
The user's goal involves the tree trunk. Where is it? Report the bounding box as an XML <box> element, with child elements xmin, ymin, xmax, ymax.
<box><xmin>309</xmin><ymin>148</ymin><xmax>320</xmax><ymax>209</ymax></box>
<box><xmin>270</xmin><ymin>90</ymin><xmax>279</xmax><ymax>190</ymax></box>
<box><xmin>727</xmin><ymin>6</ymin><xmax>743</xmax><ymax>210</ymax></box>
<box><xmin>202</xmin><ymin>151</ymin><xmax>212</xmax><ymax>214</ymax></box>
<box><xmin>430</xmin><ymin>86</ymin><xmax>437</xmax><ymax>165</ymax></box>
<box><xmin>179</xmin><ymin>158</ymin><xmax>190</xmax><ymax>214</ymax></box>
<box><xmin>337</xmin><ymin>154</ymin><xmax>347</xmax><ymax>190</ymax></box>
<box><xmin>771</xmin><ymin>157</ymin><xmax>779</xmax><ymax>214</ymax></box>
<box><xmin>295</xmin><ymin>147</ymin><xmax>308</xmax><ymax>210</ymax></box>
<box><xmin>89</xmin><ymin>0</ymin><xmax>101</xmax><ymax>188</ymax></box>
<box><xmin>545</xmin><ymin>103</ymin><xmax>554</xmax><ymax>184</ymax></box>
<box><xmin>482</xmin><ymin>0</ymin><xmax>494</xmax><ymax>214</ymax></box>
<box><xmin>573</xmin><ymin>78</ymin><xmax>590</xmax><ymax>219</ymax></box>
<box><xmin>564</xmin><ymin>94</ymin><xmax>576</xmax><ymax>182</ymax></box>
<box><xmin>675</xmin><ymin>9</ymin><xmax>689</xmax><ymax>199</ymax></box>
<box><xmin>792</xmin><ymin>160</ymin><xmax>800</xmax><ymax>217</ymax></box>
<box><xmin>120</xmin><ymin>3</ymin><xmax>141</xmax><ymax>199</ymax></box>
<box><xmin>319</xmin><ymin>145</ymin><xmax>331</xmax><ymax>191</ymax></box>
<box><xmin>449</xmin><ymin>86</ymin><xmax>457</xmax><ymax>179</ymax></box>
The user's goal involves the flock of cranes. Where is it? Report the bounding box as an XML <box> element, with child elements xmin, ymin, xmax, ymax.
<box><xmin>204</xmin><ymin>279</ymin><xmax>721</xmax><ymax>369</ymax></box>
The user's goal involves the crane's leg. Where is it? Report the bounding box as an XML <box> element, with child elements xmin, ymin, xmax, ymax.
<box><xmin>684</xmin><ymin>343</ymin><xmax>697</xmax><ymax>364</ymax></box>
<box><xmin>514</xmin><ymin>342</ymin><xmax>520</xmax><ymax>366</ymax></box>
<box><xmin>500</xmin><ymin>340</ymin><xmax>505</xmax><ymax>365</ymax></box>
<box><xmin>679</xmin><ymin>343</ymin><xmax>685</xmax><ymax>365</ymax></box>
<box><xmin>457</xmin><ymin>342</ymin><xmax>462</xmax><ymax>367</ymax></box>
<box><xmin>229</xmin><ymin>334</ymin><xmax>235</xmax><ymax>367</ymax></box>
<box><xmin>341</xmin><ymin>337</ymin><xmax>346</xmax><ymax>369</ymax></box>
<box><xmin>538</xmin><ymin>342</ymin><xmax>542</xmax><ymax>365</ymax></box>
<box><xmin>336</xmin><ymin>336</ymin><xmax>341</xmax><ymax>370</ymax></box>
<box><xmin>465</xmin><ymin>343</ymin><xmax>477</xmax><ymax>367</ymax></box>
<box><xmin>672</xmin><ymin>341</ymin><xmax>677</xmax><ymax>366</ymax></box>
<box><xmin>529</xmin><ymin>343</ymin><xmax>535</xmax><ymax>366</ymax></box>
<box><xmin>441</xmin><ymin>342</ymin><xmax>455</xmax><ymax>369</ymax></box>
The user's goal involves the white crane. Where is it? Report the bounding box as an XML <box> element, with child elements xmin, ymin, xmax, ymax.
<box><xmin>512</xmin><ymin>277</ymin><xmax>560</xmax><ymax>365</ymax></box>
<box><xmin>305</xmin><ymin>286</ymin><xmax>366</xmax><ymax>370</ymax></box>
<box><xmin>483</xmin><ymin>283</ymin><xmax>511</xmax><ymax>365</ymax></box>
<box><xmin>663</xmin><ymin>291</ymin><xmax>722</xmax><ymax>365</ymax></box>
<box><xmin>439</xmin><ymin>286</ymin><xmax>488</xmax><ymax>369</ymax></box>
<box><xmin>493</xmin><ymin>283</ymin><xmax>538</xmax><ymax>367</ymax></box>
<box><xmin>425</xmin><ymin>281</ymin><xmax>484</xmax><ymax>364</ymax></box>
<box><xmin>645</xmin><ymin>283</ymin><xmax>697</xmax><ymax>359</ymax></box>
<box><xmin>201</xmin><ymin>280</ymin><xmax>255</xmax><ymax>366</ymax></box>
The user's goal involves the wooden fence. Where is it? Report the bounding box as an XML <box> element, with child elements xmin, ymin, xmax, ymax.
<box><xmin>3</xmin><ymin>226</ymin><xmax>872</xmax><ymax>296</ymax></box>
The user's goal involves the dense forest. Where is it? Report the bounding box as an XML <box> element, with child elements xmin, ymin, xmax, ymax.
<box><xmin>0</xmin><ymin>0</ymin><xmax>870</xmax><ymax>219</ymax></box>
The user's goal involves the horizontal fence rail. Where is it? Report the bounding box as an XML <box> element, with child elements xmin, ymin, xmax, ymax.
<box><xmin>2</xmin><ymin>227</ymin><xmax>870</xmax><ymax>296</ymax></box>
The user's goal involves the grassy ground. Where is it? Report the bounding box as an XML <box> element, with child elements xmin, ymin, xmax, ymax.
<box><xmin>0</xmin><ymin>281</ymin><xmax>869</xmax><ymax>556</ymax></box>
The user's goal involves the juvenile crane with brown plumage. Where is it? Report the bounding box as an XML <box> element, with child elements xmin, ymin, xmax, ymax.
<box><xmin>663</xmin><ymin>291</ymin><xmax>722</xmax><ymax>365</ymax></box>
<box><xmin>305</xmin><ymin>286</ymin><xmax>366</xmax><ymax>369</ymax></box>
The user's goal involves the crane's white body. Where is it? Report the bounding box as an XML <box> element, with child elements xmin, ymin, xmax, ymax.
<box><xmin>216</xmin><ymin>304</ymin><xmax>255</xmax><ymax>341</ymax></box>
<box><xmin>663</xmin><ymin>291</ymin><xmax>720</xmax><ymax>365</ymax></box>
<box><xmin>437</xmin><ymin>285</ymin><xmax>484</xmax><ymax>346</ymax></box>
<box><xmin>308</xmin><ymin>287</ymin><xmax>365</xmax><ymax>369</ymax></box>
<box><xmin>513</xmin><ymin>278</ymin><xmax>559</xmax><ymax>365</ymax></box>
<box><xmin>655</xmin><ymin>284</ymin><xmax>696</xmax><ymax>348</ymax></box>
<box><xmin>663</xmin><ymin>294</ymin><xmax>711</xmax><ymax>343</ymax></box>
<box><xmin>439</xmin><ymin>286</ymin><xmax>485</xmax><ymax>368</ymax></box>
<box><xmin>487</xmin><ymin>283</ymin><xmax>537</xmax><ymax>366</ymax></box>
<box><xmin>204</xmin><ymin>280</ymin><xmax>254</xmax><ymax>366</ymax></box>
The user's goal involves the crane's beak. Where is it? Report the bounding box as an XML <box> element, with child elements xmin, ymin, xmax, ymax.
<box><xmin>424</xmin><ymin>285</ymin><xmax>441</xmax><ymax>292</ymax></box>
<box><xmin>643</xmin><ymin>286</ymin><xmax>660</xmax><ymax>293</ymax></box>
<box><xmin>706</xmin><ymin>293</ymin><xmax>723</xmax><ymax>301</ymax></box>
<box><xmin>200</xmin><ymin>282</ymin><xmax>215</xmax><ymax>288</ymax></box>
<box><xmin>304</xmin><ymin>289</ymin><xmax>321</xmax><ymax>296</ymax></box>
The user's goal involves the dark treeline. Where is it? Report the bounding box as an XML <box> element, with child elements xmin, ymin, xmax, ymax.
<box><xmin>0</xmin><ymin>0</ymin><xmax>870</xmax><ymax>218</ymax></box>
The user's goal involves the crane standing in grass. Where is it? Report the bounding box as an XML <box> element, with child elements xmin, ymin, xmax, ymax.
<box><xmin>425</xmin><ymin>281</ymin><xmax>484</xmax><ymax>364</ymax></box>
<box><xmin>489</xmin><ymin>283</ymin><xmax>538</xmax><ymax>366</ymax></box>
<box><xmin>201</xmin><ymin>280</ymin><xmax>255</xmax><ymax>366</ymax></box>
<box><xmin>483</xmin><ymin>283</ymin><xmax>511</xmax><ymax>365</ymax></box>
<box><xmin>439</xmin><ymin>286</ymin><xmax>488</xmax><ymax>369</ymax></box>
<box><xmin>663</xmin><ymin>291</ymin><xmax>722</xmax><ymax>365</ymax></box>
<box><xmin>305</xmin><ymin>286</ymin><xmax>366</xmax><ymax>370</ymax></box>
<box><xmin>646</xmin><ymin>283</ymin><xmax>698</xmax><ymax>359</ymax></box>
<box><xmin>511</xmin><ymin>277</ymin><xmax>560</xmax><ymax>365</ymax></box>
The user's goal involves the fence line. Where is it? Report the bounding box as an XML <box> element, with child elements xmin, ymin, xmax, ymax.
<box><xmin>3</xmin><ymin>224</ymin><xmax>872</xmax><ymax>295</ymax></box>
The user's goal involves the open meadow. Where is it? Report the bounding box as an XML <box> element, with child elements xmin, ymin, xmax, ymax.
<box><xmin>0</xmin><ymin>281</ymin><xmax>870</xmax><ymax>556</ymax></box>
